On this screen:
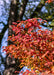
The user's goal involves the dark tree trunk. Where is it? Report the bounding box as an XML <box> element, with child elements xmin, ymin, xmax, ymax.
<box><xmin>8</xmin><ymin>0</ymin><xmax>19</xmax><ymax>36</ymax></box>
<box><xmin>3</xmin><ymin>0</ymin><xmax>19</xmax><ymax>75</ymax></box>
<box><xmin>3</xmin><ymin>0</ymin><xmax>28</xmax><ymax>75</ymax></box>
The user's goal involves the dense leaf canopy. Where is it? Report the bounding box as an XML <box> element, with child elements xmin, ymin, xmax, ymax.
<box><xmin>3</xmin><ymin>18</ymin><xmax>54</xmax><ymax>74</ymax></box>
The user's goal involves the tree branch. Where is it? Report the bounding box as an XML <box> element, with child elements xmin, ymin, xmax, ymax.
<box><xmin>8</xmin><ymin>0</ymin><xmax>19</xmax><ymax>24</ymax></box>
<box><xmin>30</xmin><ymin>3</ymin><xmax>45</xmax><ymax>18</ymax></box>
<box><xmin>3</xmin><ymin>0</ymin><xmax>20</xmax><ymax>75</ymax></box>
<box><xmin>18</xmin><ymin>0</ymin><xmax>28</xmax><ymax>21</ymax></box>
<box><xmin>8</xmin><ymin>0</ymin><xmax>19</xmax><ymax>36</ymax></box>
<box><xmin>0</xmin><ymin>25</ymin><xmax>8</xmax><ymax>44</ymax></box>
<box><xmin>41</xmin><ymin>24</ymin><xmax>54</xmax><ymax>28</ymax></box>
<box><xmin>0</xmin><ymin>22</ymin><xmax>6</xmax><ymax>26</ymax></box>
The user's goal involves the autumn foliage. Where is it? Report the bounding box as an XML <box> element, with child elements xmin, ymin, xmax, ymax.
<box><xmin>46</xmin><ymin>0</ymin><xmax>53</xmax><ymax>3</ymax></box>
<box><xmin>3</xmin><ymin>18</ymin><xmax>54</xmax><ymax>75</ymax></box>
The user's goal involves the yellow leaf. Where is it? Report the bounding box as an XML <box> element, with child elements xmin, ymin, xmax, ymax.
<box><xmin>35</xmin><ymin>70</ymin><xmax>39</xmax><ymax>73</ymax></box>
<box><xmin>51</xmin><ymin>66</ymin><xmax>54</xmax><ymax>72</ymax></box>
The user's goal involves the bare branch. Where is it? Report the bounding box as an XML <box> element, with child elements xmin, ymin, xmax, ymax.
<box><xmin>18</xmin><ymin>0</ymin><xmax>28</xmax><ymax>21</ymax></box>
<box><xmin>30</xmin><ymin>3</ymin><xmax>45</xmax><ymax>18</ymax></box>
<box><xmin>0</xmin><ymin>25</ymin><xmax>8</xmax><ymax>44</ymax></box>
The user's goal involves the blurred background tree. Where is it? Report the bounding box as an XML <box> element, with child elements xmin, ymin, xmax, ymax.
<box><xmin>0</xmin><ymin>0</ymin><xmax>54</xmax><ymax>75</ymax></box>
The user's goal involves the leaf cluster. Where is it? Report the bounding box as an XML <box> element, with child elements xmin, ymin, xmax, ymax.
<box><xmin>3</xmin><ymin>18</ymin><xmax>54</xmax><ymax>74</ymax></box>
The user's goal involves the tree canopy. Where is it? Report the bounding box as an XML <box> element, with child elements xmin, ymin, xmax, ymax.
<box><xmin>0</xmin><ymin>0</ymin><xmax>54</xmax><ymax>75</ymax></box>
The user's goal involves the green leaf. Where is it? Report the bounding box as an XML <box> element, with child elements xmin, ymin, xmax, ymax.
<box><xmin>50</xmin><ymin>22</ymin><xmax>54</xmax><ymax>26</ymax></box>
